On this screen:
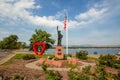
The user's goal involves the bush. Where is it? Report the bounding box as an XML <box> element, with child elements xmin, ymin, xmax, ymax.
<box><xmin>68</xmin><ymin>64</ymin><xmax>90</xmax><ymax>80</ymax></box>
<box><xmin>48</xmin><ymin>55</ymin><xmax>54</xmax><ymax>60</ymax></box>
<box><xmin>76</xmin><ymin>50</ymin><xmax>88</xmax><ymax>60</ymax></box>
<box><xmin>99</xmin><ymin>54</ymin><xmax>120</xmax><ymax>69</ymax></box>
<box><xmin>68</xmin><ymin>54</ymin><xmax>72</xmax><ymax>57</ymax></box>
<box><xmin>22</xmin><ymin>54</ymin><xmax>36</xmax><ymax>60</ymax></box>
<box><xmin>13</xmin><ymin>75</ymin><xmax>24</xmax><ymax>80</ymax></box>
<box><xmin>42</xmin><ymin>63</ymin><xmax>48</xmax><ymax>72</ymax></box>
<box><xmin>83</xmin><ymin>66</ymin><xmax>91</xmax><ymax>74</ymax></box>
<box><xmin>99</xmin><ymin>54</ymin><xmax>117</xmax><ymax>61</ymax></box>
<box><xmin>68</xmin><ymin>71</ymin><xmax>90</xmax><ymax>80</ymax></box>
<box><xmin>41</xmin><ymin>62</ymin><xmax>62</xmax><ymax>80</ymax></box>
<box><xmin>46</xmin><ymin>70</ymin><xmax>62</xmax><ymax>80</ymax></box>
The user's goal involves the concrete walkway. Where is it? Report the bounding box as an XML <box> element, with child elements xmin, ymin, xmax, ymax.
<box><xmin>25</xmin><ymin>60</ymin><xmax>96</xmax><ymax>71</ymax></box>
<box><xmin>25</xmin><ymin>60</ymin><xmax>70</xmax><ymax>71</ymax></box>
<box><xmin>0</xmin><ymin>53</ymin><xmax>16</xmax><ymax>65</ymax></box>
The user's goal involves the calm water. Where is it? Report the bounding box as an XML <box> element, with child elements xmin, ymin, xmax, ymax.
<box><xmin>45</xmin><ymin>48</ymin><xmax>120</xmax><ymax>54</ymax></box>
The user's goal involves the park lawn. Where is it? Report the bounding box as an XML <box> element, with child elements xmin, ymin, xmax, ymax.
<box><xmin>87</xmin><ymin>56</ymin><xmax>99</xmax><ymax>61</ymax></box>
<box><xmin>2</xmin><ymin>53</ymin><xmax>53</xmax><ymax>65</ymax></box>
<box><xmin>1</xmin><ymin>52</ymin><xmax>99</xmax><ymax>65</ymax></box>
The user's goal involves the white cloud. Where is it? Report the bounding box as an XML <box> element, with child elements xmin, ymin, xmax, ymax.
<box><xmin>0</xmin><ymin>0</ymin><xmax>63</xmax><ymax>29</ymax></box>
<box><xmin>0</xmin><ymin>0</ymin><xmax>120</xmax><ymax>45</ymax></box>
<box><xmin>75</xmin><ymin>8</ymin><xmax>107</xmax><ymax>24</ymax></box>
<box><xmin>0</xmin><ymin>0</ymin><xmax>119</xmax><ymax>30</ymax></box>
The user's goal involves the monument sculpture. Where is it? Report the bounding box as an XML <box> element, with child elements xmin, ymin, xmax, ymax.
<box><xmin>55</xmin><ymin>26</ymin><xmax>64</xmax><ymax>59</ymax></box>
<box><xmin>57</xmin><ymin>26</ymin><xmax>63</xmax><ymax>46</ymax></box>
<box><xmin>35</xmin><ymin>26</ymin><xmax>79</xmax><ymax>67</ymax></box>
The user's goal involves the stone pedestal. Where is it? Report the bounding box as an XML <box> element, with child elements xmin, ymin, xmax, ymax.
<box><xmin>55</xmin><ymin>46</ymin><xmax>64</xmax><ymax>59</ymax></box>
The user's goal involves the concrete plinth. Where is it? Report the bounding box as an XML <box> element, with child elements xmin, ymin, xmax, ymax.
<box><xmin>55</xmin><ymin>46</ymin><xmax>64</xmax><ymax>59</ymax></box>
<box><xmin>39</xmin><ymin>58</ymin><xmax>80</xmax><ymax>67</ymax></box>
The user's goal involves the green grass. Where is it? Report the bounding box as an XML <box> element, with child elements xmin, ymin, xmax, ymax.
<box><xmin>87</xmin><ymin>56</ymin><xmax>99</xmax><ymax>61</ymax></box>
<box><xmin>2</xmin><ymin>53</ymin><xmax>54</xmax><ymax>65</ymax></box>
<box><xmin>2</xmin><ymin>54</ymin><xmax>27</xmax><ymax>65</ymax></box>
<box><xmin>1</xmin><ymin>53</ymin><xmax>99</xmax><ymax>65</ymax></box>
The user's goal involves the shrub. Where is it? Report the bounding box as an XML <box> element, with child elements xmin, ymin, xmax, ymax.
<box><xmin>48</xmin><ymin>55</ymin><xmax>54</xmax><ymax>60</ymax></box>
<box><xmin>41</xmin><ymin>62</ymin><xmax>62</xmax><ymax>80</ymax></box>
<box><xmin>99</xmin><ymin>54</ymin><xmax>117</xmax><ymax>61</ymax></box>
<box><xmin>13</xmin><ymin>75</ymin><xmax>24</xmax><ymax>80</ymax></box>
<box><xmin>46</xmin><ymin>70</ymin><xmax>62</xmax><ymax>80</ymax></box>
<box><xmin>68</xmin><ymin>71</ymin><xmax>90</xmax><ymax>80</ymax></box>
<box><xmin>41</xmin><ymin>62</ymin><xmax>48</xmax><ymax>72</ymax></box>
<box><xmin>68</xmin><ymin>64</ymin><xmax>90</xmax><ymax>80</ymax></box>
<box><xmin>68</xmin><ymin>54</ymin><xmax>72</xmax><ymax>57</ymax></box>
<box><xmin>34</xmin><ymin>74</ymin><xmax>41</xmax><ymax>79</ymax></box>
<box><xmin>22</xmin><ymin>54</ymin><xmax>36</xmax><ymax>60</ymax></box>
<box><xmin>83</xmin><ymin>66</ymin><xmax>91</xmax><ymax>74</ymax></box>
<box><xmin>98</xmin><ymin>54</ymin><xmax>120</xmax><ymax>69</ymax></box>
<box><xmin>76</xmin><ymin>50</ymin><xmax>88</xmax><ymax>59</ymax></box>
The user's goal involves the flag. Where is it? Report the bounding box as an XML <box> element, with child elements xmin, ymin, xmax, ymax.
<box><xmin>64</xmin><ymin>15</ymin><xmax>67</xmax><ymax>30</ymax></box>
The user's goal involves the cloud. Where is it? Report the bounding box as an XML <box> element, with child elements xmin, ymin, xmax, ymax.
<box><xmin>74</xmin><ymin>8</ymin><xmax>107</xmax><ymax>28</ymax></box>
<box><xmin>0</xmin><ymin>0</ymin><xmax>113</xmax><ymax>30</ymax></box>
<box><xmin>0</xmin><ymin>0</ymin><xmax>63</xmax><ymax>28</ymax></box>
<box><xmin>75</xmin><ymin>8</ymin><xmax>107</xmax><ymax>21</ymax></box>
<box><xmin>0</xmin><ymin>0</ymin><xmax>120</xmax><ymax>45</ymax></box>
<box><xmin>0</xmin><ymin>0</ymin><xmax>120</xmax><ymax>30</ymax></box>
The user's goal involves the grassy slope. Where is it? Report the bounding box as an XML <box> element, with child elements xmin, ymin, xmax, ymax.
<box><xmin>1</xmin><ymin>52</ymin><xmax>99</xmax><ymax>65</ymax></box>
<box><xmin>2</xmin><ymin>53</ymin><xmax>53</xmax><ymax>65</ymax></box>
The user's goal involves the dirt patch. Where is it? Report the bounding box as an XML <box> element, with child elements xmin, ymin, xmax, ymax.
<box><xmin>0</xmin><ymin>59</ymin><xmax>46</xmax><ymax>80</ymax></box>
<box><xmin>0</xmin><ymin>59</ymin><xmax>69</xmax><ymax>80</ymax></box>
<box><xmin>82</xmin><ymin>60</ymin><xmax>96</xmax><ymax>63</ymax></box>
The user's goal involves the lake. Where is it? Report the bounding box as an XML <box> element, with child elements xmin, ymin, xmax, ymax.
<box><xmin>22</xmin><ymin>48</ymin><xmax>120</xmax><ymax>54</ymax></box>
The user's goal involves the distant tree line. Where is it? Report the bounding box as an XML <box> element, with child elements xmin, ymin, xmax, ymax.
<box><xmin>0</xmin><ymin>29</ymin><xmax>55</xmax><ymax>50</ymax></box>
<box><xmin>0</xmin><ymin>34</ymin><xmax>26</xmax><ymax>49</ymax></box>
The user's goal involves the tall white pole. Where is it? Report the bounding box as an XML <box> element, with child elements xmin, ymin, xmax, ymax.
<box><xmin>66</xmin><ymin>12</ymin><xmax>68</xmax><ymax>55</ymax></box>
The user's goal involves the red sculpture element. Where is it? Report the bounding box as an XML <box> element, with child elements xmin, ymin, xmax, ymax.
<box><xmin>32</xmin><ymin>42</ymin><xmax>46</xmax><ymax>56</ymax></box>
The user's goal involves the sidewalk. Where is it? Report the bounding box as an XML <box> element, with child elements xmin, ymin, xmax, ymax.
<box><xmin>0</xmin><ymin>52</ymin><xmax>16</xmax><ymax>65</ymax></box>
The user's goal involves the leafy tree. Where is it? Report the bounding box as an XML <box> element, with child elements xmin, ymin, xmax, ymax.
<box><xmin>76</xmin><ymin>50</ymin><xmax>88</xmax><ymax>60</ymax></box>
<box><xmin>29</xmin><ymin>29</ymin><xmax>55</xmax><ymax>50</ymax></box>
<box><xmin>0</xmin><ymin>35</ymin><xmax>18</xmax><ymax>49</ymax></box>
<box><xmin>99</xmin><ymin>54</ymin><xmax>120</xmax><ymax>69</ymax></box>
<box><xmin>16</xmin><ymin>42</ymin><xmax>26</xmax><ymax>49</ymax></box>
<box><xmin>0</xmin><ymin>34</ymin><xmax>26</xmax><ymax>49</ymax></box>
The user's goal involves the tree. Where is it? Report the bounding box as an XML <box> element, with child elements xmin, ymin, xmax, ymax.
<box><xmin>0</xmin><ymin>35</ymin><xmax>18</xmax><ymax>49</ymax></box>
<box><xmin>29</xmin><ymin>29</ymin><xmax>55</xmax><ymax>50</ymax></box>
<box><xmin>76</xmin><ymin>50</ymin><xmax>88</xmax><ymax>60</ymax></box>
<box><xmin>16</xmin><ymin>42</ymin><xmax>26</xmax><ymax>49</ymax></box>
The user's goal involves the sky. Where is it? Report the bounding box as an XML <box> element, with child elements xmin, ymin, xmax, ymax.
<box><xmin>0</xmin><ymin>0</ymin><xmax>120</xmax><ymax>46</ymax></box>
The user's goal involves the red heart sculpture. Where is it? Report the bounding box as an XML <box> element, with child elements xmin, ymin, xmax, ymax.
<box><xmin>32</xmin><ymin>42</ymin><xmax>46</xmax><ymax>56</ymax></box>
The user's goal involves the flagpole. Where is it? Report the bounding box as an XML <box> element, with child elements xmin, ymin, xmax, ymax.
<box><xmin>66</xmin><ymin>12</ymin><xmax>68</xmax><ymax>55</ymax></box>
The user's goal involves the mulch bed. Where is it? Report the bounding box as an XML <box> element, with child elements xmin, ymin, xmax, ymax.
<box><xmin>81</xmin><ymin>60</ymin><xmax>96</xmax><ymax>63</ymax></box>
<box><xmin>0</xmin><ymin>59</ymin><xmax>69</xmax><ymax>80</ymax></box>
<box><xmin>0</xmin><ymin>59</ymin><xmax>46</xmax><ymax>80</ymax></box>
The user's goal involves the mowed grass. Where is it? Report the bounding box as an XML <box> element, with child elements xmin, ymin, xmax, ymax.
<box><xmin>87</xmin><ymin>56</ymin><xmax>99</xmax><ymax>61</ymax></box>
<box><xmin>2</xmin><ymin>53</ymin><xmax>53</xmax><ymax>65</ymax></box>
<box><xmin>1</xmin><ymin>52</ymin><xmax>99</xmax><ymax>65</ymax></box>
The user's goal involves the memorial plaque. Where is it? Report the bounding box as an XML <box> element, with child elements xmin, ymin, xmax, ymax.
<box><xmin>55</xmin><ymin>46</ymin><xmax>64</xmax><ymax>59</ymax></box>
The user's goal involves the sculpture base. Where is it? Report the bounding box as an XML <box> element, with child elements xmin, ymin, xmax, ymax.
<box><xmin>55</xmin><ymin>46</ymin><xmax>64</xmax><ymax>59</ymax></box>
<box><xmin>39</xmin><ymin>58</ymin><xmax>80</xmax><ymax>67</ymax></box>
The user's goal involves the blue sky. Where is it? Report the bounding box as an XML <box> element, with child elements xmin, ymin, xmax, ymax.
<box><xmin>0</xmin><ymin>0</ymin><xmax>120</xmax><ymax>46</ymax></box>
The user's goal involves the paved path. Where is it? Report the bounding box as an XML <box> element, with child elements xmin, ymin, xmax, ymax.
<box><xmin>25</xmin><ymin>60</ymin><xmax>96</xmax><ymax>71</ymax></box>
<box><xmin>25</xmin><ymin>60</ymin><xmax>70</xmax><ymax>71</ymax></box>
<box><xmin>0</xmin><ymin>52</ymin><xmax>16</xmax><ymax>65</ymax></box>
<box><xmin>0</xmin><ymin>50</ymin><xmax>33</xmax><ymax>65</ymax></box>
